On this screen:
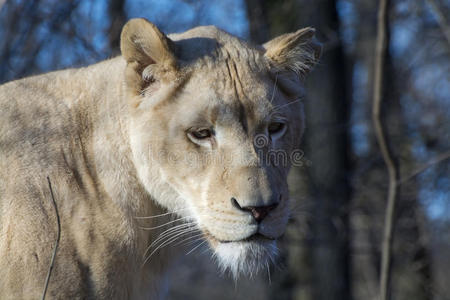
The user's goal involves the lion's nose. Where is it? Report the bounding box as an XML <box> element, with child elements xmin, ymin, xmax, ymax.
<box><xmin>231</xmin><ymin>197</ymin><xmax>279</xmax><ymax>223</ymax></box>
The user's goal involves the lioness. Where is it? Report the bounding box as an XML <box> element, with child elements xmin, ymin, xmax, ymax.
<box><xmin>0</xmin><ymin>18</ymin><xmax>320</xmax><ymax>299</ymax></box>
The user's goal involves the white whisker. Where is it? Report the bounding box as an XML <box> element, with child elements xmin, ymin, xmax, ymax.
<box><xmin>138</xmin><ymin>216</ymin><xmax>192</xmax><ymax>230</ymax></box>
<box><xmin>186</xmin><ymin>239</ymin><xmax>208</xmax><ymax>255</ymax></box>
<box><xmin>146</xmin><ymin>223</ymin><xmax>197</xmax><ymax>254</ymax></box>
<box><xmin>270</xmin><ymin>74</ymin><xmax>278</xmax><ymax>104</ymax></box>
<box><xmin>142</xmin><ymin>230</ymin><xmax>193</xmax><ymax>266</ymax></box>
<box><xmin>272</xmin><ymin>98</ymin><xmax>302</xmax><ymax>112</ymax></box>
<box><xmin>150</xmin><ymin>223</ymin><xmax>195</xmax><ymax>246</ymax></box>
<box><xmin>175</xmin><ymin>233</ymin><xmax>205</xmax><ymax>248</ymax></box>
<box><xmin>152</xmin><ymin>228</ymin><xmax>200</xmax><ymax>249</ymax></box>
<box><xmin>134</xmin><ymin>207</ymin><xmax>190</xmax><ymax>219</ymax></box>
<box><xmin>143</xmin><ymin>226</ymin><xmax>198</xmax><ymax>259</ymax></box>
<box><xmin>266</xmin><ymin>262</ymin><xmax>271</xmax><ymax>285</ymax></box>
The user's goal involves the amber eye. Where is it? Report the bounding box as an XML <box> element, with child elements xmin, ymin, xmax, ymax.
<box><xmin>268</xmin><ymin>122</ymin><xmax>285</xmax><ymax>135</ymax></box>
<box><xmin>190</xmin><ymin>128</ymin><xmax>212</xmax><ymax>139</ymax></box>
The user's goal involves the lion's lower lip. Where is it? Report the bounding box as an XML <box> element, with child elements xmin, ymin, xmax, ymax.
<box><xmin>219</xmin><ymin>233</ymin><xmax>275</xmax><ymax>243</ymax></box>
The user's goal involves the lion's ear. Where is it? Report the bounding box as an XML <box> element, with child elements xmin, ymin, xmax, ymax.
<box><xmin>120</xmin><ymin>18</ymin><xmax>177</xmax><ymax>95</ymax></box>
<box><xmin>263</xmin><ymin>28</ymin><xmax>322</xmax><ymax>78</ymax></box>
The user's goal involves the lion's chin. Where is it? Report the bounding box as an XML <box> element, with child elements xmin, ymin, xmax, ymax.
<box><xmin>211</xmin><ymin>238</ymin><xmax>279</xmax><ymax>279</ymax></box>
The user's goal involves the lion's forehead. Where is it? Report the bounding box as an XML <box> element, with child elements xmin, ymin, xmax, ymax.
<box><xmin>180</xmin><ymin>59</ymin><xmax>278</xmax><ymax>120</ymax></box>
<box><xmin>171</xmin><ymin>25</ymin><xmax>265</xmax><ymax>65</ymax></box>
<box><xmin>195</xmin><ymin>76</ymin><xmax>284</xmax><ymax>129</ymax></box>
<box><xmin>177</xmin><ymin>80</ymin><xmax>276</xmax><ymax>132</ymax></box>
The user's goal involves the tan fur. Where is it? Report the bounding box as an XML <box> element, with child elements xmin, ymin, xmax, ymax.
<box><xmin>0</xmin><ymin>18</ymin><xmax>320</xmax><ymax>299</ymax></box>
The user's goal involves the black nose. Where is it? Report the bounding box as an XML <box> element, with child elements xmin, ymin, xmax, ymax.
<box><xmin>231</xmin><ymin>197</ymin><xmax>279</xmax><ymax>223</ymax></box>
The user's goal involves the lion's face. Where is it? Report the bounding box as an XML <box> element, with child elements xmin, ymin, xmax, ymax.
<box><xmin>141</xmin><ymin>66</ymin><xmax>299</xmax><ymax>275</ymax></box>
<box><xmin>121</xmin><ymin>19</ymin><xmax>321</xmax><ymax>276</ymax></box>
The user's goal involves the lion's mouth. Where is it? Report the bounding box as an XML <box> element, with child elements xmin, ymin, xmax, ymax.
<box><xmin>199</xmin><ymin>227</ymin><xmax>278</xmax><ymax>246</ymax></box>
<box><xmin>216</xmin><ymin>233</ymin><xmax>276</xmax><ymax>244</ymax></box>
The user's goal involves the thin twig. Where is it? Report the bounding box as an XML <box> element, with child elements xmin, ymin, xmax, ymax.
<box><xmin>427</xmin><ymin>0</ymin><xmax>450</xmax><ymax>48</ymax></box>
<box><xmin>41</xmin><ymin>177</ymin><xmax>61</xmax><ymax>300</ymax></box>
<box><xmin>372</xmin><ymin>0</ymin><xmax>398</xmax><ymax>300</ymax></box>
<box><xmin>399</xmin><ymin>150</ymin><xmax>450</xmax><ymax>185</ymax></box>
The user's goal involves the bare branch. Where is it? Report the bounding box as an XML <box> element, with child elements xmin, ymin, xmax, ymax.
<box><xmin>41</xmin><ymin>177</ymin><xmax>61</xmax><ymax>300</ymax></box>
<box><xmin>372</xmin><ymin>0</ymin><xmax>399</xmax><ymax>300</ymax></box>
<box><xmin>427</xmin><ymin>0</ymin><xmax>450</xmax><ymax>48</ymax></box>
<box><xmin>399</xmin><ymin>150</ymin><xmax>450</xmax><ymax>185</ymax></box>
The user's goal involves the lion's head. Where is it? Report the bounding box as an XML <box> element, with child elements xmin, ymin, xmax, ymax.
<box><xmin>120</xmin><ymin>18</ymin><xmax>321</xmax><ymax>277</ymax></box>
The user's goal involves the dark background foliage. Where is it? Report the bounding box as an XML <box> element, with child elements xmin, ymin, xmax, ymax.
<box><xmin>1</xmin><ymin>0</ymin><xmax>449</xmax><ymax>299</ymax></box>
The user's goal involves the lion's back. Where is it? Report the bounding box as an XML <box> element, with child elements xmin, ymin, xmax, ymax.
<box><xmin>0</xmin><ymin>72</ymin><xmax>92</xmax><ymax>299</ymax></box>
<box><xmin>0</xmin><ymin>58</ymin><xmax>135</xmax><ymax>298</ymax></box>
<box><xmin>0</xmin><ymin>72</ymin><xmax>74</xmax><ymax>208</ymax></box>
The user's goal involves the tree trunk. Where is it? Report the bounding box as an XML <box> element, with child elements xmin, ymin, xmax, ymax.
<box><xmin>245</xmin><ymin>0</ymin><xmax>270</xmax><ymax>44</ymax></box>
<box><xmin>108</xmin><ymin>0</ymin><xmax>126</xmax><ymax>55</ymax></box>
<box><xmin>304</xmin><ymin>1</ymin><xmax>352</xmax><ymax>299</ymax></box>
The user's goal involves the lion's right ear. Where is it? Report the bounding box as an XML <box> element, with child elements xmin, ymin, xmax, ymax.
<box><xmin>263</xmin><ymin>27</ymin><xmax>322</xmax><ymax>78</ymax></box>
<box><xmin>120</xmin><ymin>18</ymin><xmax>177</xmax><ymax>96</ymax></box>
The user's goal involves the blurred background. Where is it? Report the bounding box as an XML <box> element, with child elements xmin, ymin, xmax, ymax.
<box><xmin>0</xmin><ymin>0</ymin><xmax>449</xmax><ymax>299</ymax></box>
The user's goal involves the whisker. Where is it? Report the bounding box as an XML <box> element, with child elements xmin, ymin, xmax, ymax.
<box><xmin>272</xmin><ymin>98</ymin><xmax>302</xmax><ymax>112</ymax></box>
<box><xmin>143</xmin><ymin>223</ymin><xmax>193</xmax><ymax>257</ymax></box>
<box><xmin>292</xmin><ymin>199</ymin><xmax>313</xmax><ymax>218</ymax></box>
<box><xmin>138</xmin><ymin>216</ymin><xmax>192</xmax><ymax>230</ymax></box>
<box><xmin>134</xmin><ymin>207</ymin><xmax>190</xmax><ymax>219</ymax></box>
<box><xmin>266</xmin><ymin>262</ymin><xmax>271</xmax><ymax>285</ymax></box>
<box><xmin>152</xmin><ymin>228</ymin><xmax>200</xmax><ymax>250</ymax></box>
<box><xmin>149</xmin><ymin>223</ymin><xmax>196</xmax><ymax>249</ymax></box>
<box><xmin>270</xmin><ymin>74</ymin><xmax>278</xmax><ymax>104</ymax></box>
<box><xmin>289</xmin><ymin>200</ymin><xmax>314</xmax><ymax>210</ymax></box>
<box><xmin>142</xmin><ymin>230</ymin><xmax>193</xmax><ymax>266</ymax></box>
<box><xmin>143</xmin><ymin>226</ymin><xmax>198</xmax><ymax>259</ymax></box>
<box><xmin>200</xmin><ymin>246</ymin><xmax>212</xmax><ymax>256</ymax></box>
<box><xmin>288</xmin><ymin>201</ymin><xmax>314</xmax><ymax>218</ymax></box>
<box><xmin>186</xmin><ymin>239</ymin><xmax>208</xmax><ymax>255</ymax></box>
<box><xmin>175</xmin><ymin>233</ymin><xmax>205</xmax><ymax>248</ymax></box>
<box><xmin>152</xmin><ymin>222</ymin><xmax>195</xmax><ymax>240</ymax></box>
<box><xmin>143</xmin><ymin>219</ymin><xmax>202</xmax><ymax>258</ymax></box>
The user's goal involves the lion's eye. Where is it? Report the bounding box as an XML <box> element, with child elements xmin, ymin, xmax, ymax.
<box><xmin>190</xmin><ymin>128</ymin><xmax>212</xmax><ymax>140</ymax></box>
<box><xmin>187</xmin><ymin>128</ymin><xmax>214</xmax><ymax>147</ymax></box>
<box><xmin>268</xmin><ymin>122</ymin><xmax>285</xmax><ymax>135</ymax></box>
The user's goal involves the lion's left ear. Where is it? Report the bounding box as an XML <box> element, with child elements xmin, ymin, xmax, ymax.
<box><xmin>263</xmin><ymin>28</ymin><xmax>322</xmax><ymax>78</ymax></box>
<box><xmin>120</xmin><ymin>18</ymin><xmax>177</xmax><ymax>96</ymax></box>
